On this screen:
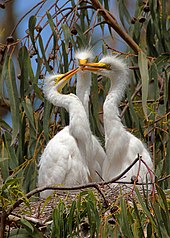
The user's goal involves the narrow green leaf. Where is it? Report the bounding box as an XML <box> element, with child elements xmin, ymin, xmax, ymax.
<box><xmin>104</xmin><ymin>0</ymin><xmax>109</xmax><ymax>11</ymax></box>
<box><xmin>132</xmin><ymin>199</ymin><xmax>145</xmax><ymax>237</ymax></box>
<box><xmin>0</xmin><ymin>118</ymin><xmax>11</xmax><ymax>131</ymax></box>
<box><xmin>61</xmin><ymin>41</ymin><xmax>69</xmax><ymax>72</ymax></box>
<box><xmin>75</xmin><ymin>23</ymin><xmax>88</xmax><ymax>47</ymax></box>
<box><xmin>43</xmin><ymin>99</ymin><xmax>52</xmax><ymax>142</ymax></box>
<box><xmin>1</xmin><ymin>56</ymin><xmax>20</xmax><ymax>144</ymax></box>
<box><xmin>118</xmin><ymin>0</ymin><xmax>131</xmax><ymax>29</ymax></box>
<box><xmin>160</xmin><ymin>206</ymin><xmax>170</xmax><ymax>236</ymax></box>
<box><xmin>20</xmin><ymin>218</ymin><xmax>43</xmax><ymax>237</ymax></box>
<box><xmin>156</xmin><ymin>185</ymin><xmax>169</xmax><ymax>211</ymax></box>
<box><xmin>61</xmin><ymin>24</ymin><xmax>71</xmax><ymax>53</ymax></box>
<box><xmin>7</xmin><ymin>227</ymin><xmax>33</xmax><ymax>237</ymax></box>
<box><xmin>147</xmin><ymin>222</ymin><xmax>152</xmax><ymax>238</ymax></box>
<box><xmin>149</xmin><ymin>62</ymin><xmax>159</xmax><ymax>101</ymax></box>
<box><xmin>17</xmin><ymin>112</ymin><xmax>26</xmax><ymax>165</ymax></box>
<box><xmin>90</xmin><ymin>75</ymin><xmax>104</xmax><ymax>142</ymax></box>
<box><xmin>165</xmin><ymin>124</ymin><xmax>170</xmax><ymax>188</ymax></box>
<box><xmin>154</xmin><ymin>53</ymin><xmax>170</xmax><ymax>70</ymax></box>
<box><xmin>0</xmin><ymin>140</ymin><xmax>9</xmax><ymax>179</ymax></box>
<box><xmin>3</xmin><ymin>132</ymin><xmax>18</xmax><ymax>168</ymax></box>
<box><xmin>52</xmin><ymin>209</ymin><xmax>60</xmax><ymax>237</ymax></box>
<box><xmin>68</xmin><ymin>200</ymin><xmax>76</xmax><ymax>235</ymax></box>
<box><xmin>18</xmin><ymin>46</ymin><xmax>30</xmax><ymax>98</ymax></box>
<box><xmin>151</xmin><ymin>200</ymin><xmax>167</xmax><ymax>237</ymax></box>
<box><xmin>20</xmin><ymin>218</ymin><xmax>34</xmax><ymax>233</ymax></box>
<box><xmin>146</xmin><ymin>19</ymin><xmax>158</xmax><ymax>56</ymax></box>
<box><xmin>28</xmin><ymin>15</ymin><xmax>37</xmax><ymax>51</ymax></box>
<box><xmin>120</xmin><ymin>198</ymin><xmax>134</xmax><ymax>238</ymax></box>
<box><xmin>22</xmin><ymin>97</ymin><xmax>36</xmax><ymax>132</ymax></box>
<box><xmin>135</xmin><ymin>187</ymin><xmax>155</xmax><ymax>225</ymax></box>
<box><xmin>138</xmin><ymin>51</ymin><xmax>149</xmax><ymax>120</ymax></box>
<box><xmin>46</xmin><ymin>11</ymin><xmax>57</xmax><ymax>57</ymax></box>
<box><xmin>38</xmin><ymin>34</ymin><xmax>51</xmax><ymax>72</ymax></box>
<box><xmin>126</xmin><ymin>89</ymin><xmax>140</xmax><ymax>130</ymax></box>
<box><xmin>46</xmin><ymin>11</ymin><xmax>57</xmax><ymax>36</ymax></box>
<box><xmin>23</xmin><ymin>162</ymin><xmax>37</xmax><ymax>192</ymax></box>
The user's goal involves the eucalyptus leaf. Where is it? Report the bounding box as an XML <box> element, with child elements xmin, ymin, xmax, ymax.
<box><xmin>138</xmin><ymin>51</ymin><xmax>149</xmax><ymax>121</ymax></box>
<box><xmin>1</xmin><ymin>56</ymin><xmax>20</xmax><ymax>144</ymax></box>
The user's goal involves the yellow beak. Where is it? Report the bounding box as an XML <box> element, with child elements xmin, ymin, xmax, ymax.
<box><xmin>79</xmin><ymin>59</ymin><xmax>88</xmax><ymax>65</ymax></box>
<box><xmin>55</xmin><ymin>67</ymin><xmax>80</xmax><ymax>92</ymax></box>
<box><xmin>79</xmin><ymin>62</ymin><xmax>110</xmax><ymax>71</ymax></box>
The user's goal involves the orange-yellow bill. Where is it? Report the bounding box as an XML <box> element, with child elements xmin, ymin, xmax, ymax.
<box><xmin>54</xmin><ymin>67</ymin><xmax>80</xmax><ymax>92</ymax></box>
<box><xmin>79</xmin><ymin>62</ymin><xmax>111</xmax><ymax>71</ymax></box>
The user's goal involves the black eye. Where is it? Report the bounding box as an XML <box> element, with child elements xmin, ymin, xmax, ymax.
<box><xmin>106</xmin><ymin>64</ymin><xmax>111</xmax><ymax>70</ymax></box>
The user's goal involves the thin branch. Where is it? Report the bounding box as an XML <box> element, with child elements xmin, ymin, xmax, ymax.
<box><xmin>10</xmin><ymin>1</ymin><xmax>46</xmax><ymax>36</ymax></box>
<box><xmin>8</xmin><ymin>214</ymin><xmax>44</xmax><ymax>226</ymax></box>
<box><xmin>90</xmin><ymin>0</ymin><xmax>141</xmax><ymax>53</ymax></box>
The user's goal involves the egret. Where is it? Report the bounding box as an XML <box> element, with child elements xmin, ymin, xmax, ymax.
<box><xmin>75</xmin><ymin>49</ymin><xmax>106</xmax><ymax>174</ymax></box>
<box><xmin>81</xmin><ymin>55</ymin><xmax>154</xmax><ymax>185</ymax></box>
<box><xmin>38</xmin><ymin>68</ymin><xmax>96</xmax><ymax>198</ymax></box>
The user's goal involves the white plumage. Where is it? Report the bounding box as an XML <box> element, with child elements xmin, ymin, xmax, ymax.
<box><xmin>75</xmin><ymin>49</ymin><xmax>106</xmax><ymax>179</ymax></box>
<box><xmin>82</xmin><ymin>55</ymin><xmax>154</xmax><ymax>185</ymax></box>
<box><xmin>38</xmin><ymin>71</ymin><xmax>95</xmax><ymax>198</ymax></box>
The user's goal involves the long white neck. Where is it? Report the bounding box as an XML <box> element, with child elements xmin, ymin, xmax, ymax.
<box><xmin>103</xmin><ymin>72</ymin><xmax>128</xmax><ymax>142</ymax></box>
<box><xmin>76</xmin><ymin>70</ymin><xmax>91</xmax><ymax>119</ymax></box>
<box><xmin>44</xmin><ymin>80</ymin><xmax>93</xmax><ymax>165</ymax></box>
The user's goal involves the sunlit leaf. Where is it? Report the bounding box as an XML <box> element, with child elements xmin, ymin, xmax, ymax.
<box><xmin>38</xmin><ymin>34</ymin><xmax>51</xmax><ymax>72</ymax></box>
<box><xmin>138</xmin><ymin>51</ymin><xmax>149</xmax><ymax>121</ymax></box>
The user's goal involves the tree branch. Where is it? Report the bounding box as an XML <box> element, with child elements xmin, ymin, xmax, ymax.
<box><xmin>90</xmin><ymin>0</ymin><xmax>141</xmax><ymax>53</ymax></box>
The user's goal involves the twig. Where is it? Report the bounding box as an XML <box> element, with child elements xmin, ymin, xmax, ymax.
<box><xmin>8</xmin><ymin>214</ymin><xmax>44</xmax><ymax>226</ymax></box>
<box><xmin>90</xmin><ymin>0</ymin><xmax>141</xmax><ymax>53</ymax></box>
<box><xmin>10</xmin><ymin>1</ymin><xmax>46</xmax><ymax>36</ymax></box>
<box><xmin>157</xmin><ymin>174</ymin><xmax>170</xmax><ymax>183</ymax></box>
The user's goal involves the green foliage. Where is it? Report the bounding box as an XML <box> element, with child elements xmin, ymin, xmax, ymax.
<box><xmin>0</xmin><ymin>0</ymin><xmax>170</xmax><ymax>237</ymax></box>
<box><xmin>11</xmin><ymin>187</ymin><xmax>170</xmax><ymax>237</ymax></box>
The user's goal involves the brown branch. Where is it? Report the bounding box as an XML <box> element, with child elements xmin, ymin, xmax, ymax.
<box><xmin>90</xmin><ymin>0</ymin><xmax>141</xmax><ymax>53</ymax></box>
<box><xmin>10</xmin><ymin>1</ymin><xmax>46</xmax><ymax>36</ymax></box>
<box><xmin>8</xmin><ymin>214</ymin><xmax>44</xmax><ymax>226</ymax></box>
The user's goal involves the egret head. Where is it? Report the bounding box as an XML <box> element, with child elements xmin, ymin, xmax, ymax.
<box><xmin>75</xmin><ymin>48</ymin><xmax>94</xmax><ymax>66</ymax></box>
<box><xmin>80</xmin><ymin>55</ymin><xmax>128</xmax><ymax>79</ymax></box>
<box><xmin>54</xmin><ymin>68</ymin><xmax>80</xmax><ymax>92</ymax></box>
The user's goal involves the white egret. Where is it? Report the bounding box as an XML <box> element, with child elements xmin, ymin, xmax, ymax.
<box><xmin>38</xmin><ymin>68</ymin><xmax>96</xmax><ymax>198</ymax></box>
<box><xmin>75</xmin><ymin>49</ymin><xmax>106</xmax><ymax>175</ymax></box>
<box><xmin>81</xmin><ymin>55</ymin><xmax>154</xmax><ymax>185</ymax></box>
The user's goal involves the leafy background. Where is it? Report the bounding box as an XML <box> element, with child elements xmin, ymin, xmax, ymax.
<box><xmin>0</xmin><ymin>0</ymin><xmax>170</xmax><ymax>237</ymax></box>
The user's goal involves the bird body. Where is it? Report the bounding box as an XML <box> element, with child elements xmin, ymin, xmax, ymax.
<box><xmin>38</xmin><ymin>72</ymin><xmax>95</xmax><ymax>198</ymax></box>
<box><xmin>82</xmin><ymin>56</ymin><xmax>153</xmax><ymax>185</ymax></box>
<box><xmin>39</xmin><ymin>126</ymin><xmax>90</xmax><ymax>187</ymax></box>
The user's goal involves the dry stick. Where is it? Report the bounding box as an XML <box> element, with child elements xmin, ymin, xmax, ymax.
<box><xmin>90</xmin><ymin>0</ymin><xmax>141</xmax><ymax>53</ymax></box>
<box><xmin>7</xmin><ymin>155</ymin><xmax>152</xmax><ymax>216</ymax></box>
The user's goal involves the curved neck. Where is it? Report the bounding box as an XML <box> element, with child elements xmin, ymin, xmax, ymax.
<box><xmin>76</xmin><ymin>71</ymin><xmax>91</xmax><ymax>119</ymax></box>
<box><xmin>103</xmin><ymin>74</ymin><xmax>127</xmax><ymax>140</ymax></box>
<box><xmin>46</xmin><ymin>87</ymin><xmax>93</xmax><ymax>163</ymax></box>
